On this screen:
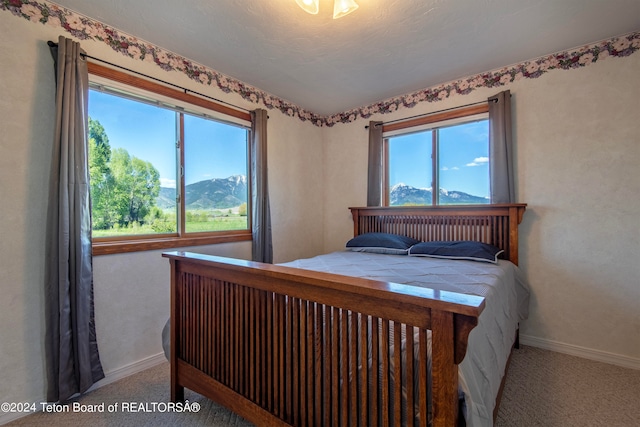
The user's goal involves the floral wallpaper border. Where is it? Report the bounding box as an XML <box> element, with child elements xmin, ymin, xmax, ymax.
<box><xmin>2</xmin><ymin>0</ymin><xmax>639</xmax><ymax>127</ymax></box>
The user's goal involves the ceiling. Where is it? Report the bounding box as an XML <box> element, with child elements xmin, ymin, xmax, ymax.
<box><xmin>52</xmin><ymin>0</ymin><xmax>640</xmax><ymax>116</ymax></box>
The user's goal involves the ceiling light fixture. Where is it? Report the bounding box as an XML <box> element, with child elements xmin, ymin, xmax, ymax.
<box><xmin>295</xmin><ymin>0</ymin><xmax>359</xmax><ymax>19</ymax></box>
<box><xmin>332</xmin><ymin>0</ymin><xmax>359</xmax><ymax>19</ymax></box>
<box><xmin>295</xmin><ymin>0</ymin><xmax>319</xmax><ymax>15</ymax></box>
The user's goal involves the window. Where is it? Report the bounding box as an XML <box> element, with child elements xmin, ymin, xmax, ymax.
<box><xmin>383</xmin><ymin>105</ymin><xmax>490</xmax><ymax>206</ymax></box>
<box><xmin>88</xmin><ymin>63</ymin><xmax>252</xmax><ymax>255</ymax></box>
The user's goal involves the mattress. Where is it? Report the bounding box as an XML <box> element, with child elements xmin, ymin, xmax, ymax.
<box><xmin>281</xmin><ymin>251</ymin><xmax>530</xmax><ymax>427</ymax></box>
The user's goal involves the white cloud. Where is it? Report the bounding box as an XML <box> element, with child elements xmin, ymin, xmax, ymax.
<box><xmin>441</xmin><ymin>166</ymin><xmax>460</xmax><ymax>171</ymax></box>
<box><xmin>466</xmin><ymin>156</ymin><xmax>489</xmax><ymax>167</ymax></box>
<box><xmin>160</xmin><ymin>178</ymin><xmax>176</xmax><ymax>188</ymax></box>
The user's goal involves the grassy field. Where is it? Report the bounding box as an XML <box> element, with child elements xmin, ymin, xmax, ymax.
<box><xmin>92</xmin><ymin>216</ymin><xmax>248</xmax><ymax>238</ymax></box>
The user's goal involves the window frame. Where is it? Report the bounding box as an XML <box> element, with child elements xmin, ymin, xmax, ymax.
<box><xmin>382</xmin><ymin>103</ymin><xmax>490</xmax><ymax>206</ymax></box>
<box><xmin>88</xmin><ymin>62</ymin><xmax>253</xmax><ymax>255</ymax></box>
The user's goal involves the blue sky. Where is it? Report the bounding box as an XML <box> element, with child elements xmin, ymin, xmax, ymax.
<box><xmin>387</xmin><ymin>120</ymin><xmax>489</xmax><ymax>198</ymax></box>
<box><xmin>88</xmin><ymin>90</ymin><xmax>248</xmax><ymax>188</ymax></box>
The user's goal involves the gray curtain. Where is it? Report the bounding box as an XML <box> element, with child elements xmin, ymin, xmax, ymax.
<box><xmin>488</xmin><ymin>90</ymin><xmax>515</xmax><ymax>203</ymax></box>
<box><xmin>45</xmin><ymin>36</ymin><xmax>104</xmax><ymax>403</ymax></box>
<box><xmin>367</xmin><ymin>121</ymin><xmax>384</xmax><ymax>206</ymax></box>
<box><xmin>250</xmin><ymin>109</ymin><xmax>273</xmax><ymax>263</ymax></box>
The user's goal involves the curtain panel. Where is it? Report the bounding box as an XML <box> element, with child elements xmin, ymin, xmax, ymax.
<box><xmin>488</xmin><ymin>90</ymin><xmax>515</xmax><ymax>203</ymax></box>
<box><xmin>250</xmin><ymin>109</ymin><xmax>273</xmax><ymax>263</ymax></box>
<box><xmin>45</xmin><ymin>36</ymin><xmax>104</xmax><ymax>403</ymax></box>
<box><xmin>367</xmin><ymin>121</ymin><xmax>384</xmax><ymax>206</ymax></box>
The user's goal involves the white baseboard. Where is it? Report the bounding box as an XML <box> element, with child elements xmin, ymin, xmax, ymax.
<box><xmin>520</xmin><ymin>334</ymin><xmax>640</xmax><ymax>370</ymax></box>
<box><xmin>0</xmin><ymin>353</ymin><xmax>167</xmax><ymax>426</ymax></box>
<box><xmin>0</xmin><ymin>410</ymin><xmax>28</xmax><ymax>425</ymax></box>
<box><xmin>88</xmin><ymin>352</ymin><xmax>167</xmax><ymax>392</ymax></box>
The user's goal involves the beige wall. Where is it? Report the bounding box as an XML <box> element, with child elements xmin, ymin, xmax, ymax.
<box><xmin>0</xmin><ymin>11</ymin><xmax>324</xmax><ymax>414</ymax></box>
<box><xmin>512</xmin><ymin>54</ymin><xmax>639</xmax><ymax>360</ymax></box>
<box><xmin>323</xmin><ymin>54</ymin><xmax>640</xmax><ymax>363</ymax></box>
<box><xmin>1</xmin><ymin>6</ymin><xmax>638</xmax><ymax>422</ymax></box>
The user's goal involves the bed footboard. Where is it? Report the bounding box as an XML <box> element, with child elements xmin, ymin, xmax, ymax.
<box><xmin>164</xmin><ymin>252</ymin><xmax>484</xmax><ymax>427</ymax></box>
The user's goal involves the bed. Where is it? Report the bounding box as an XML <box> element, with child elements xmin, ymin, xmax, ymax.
<box><xmin>163</xmin><ymin>203</ymin><xmax>528</xmax><ymax>426</ymax></box>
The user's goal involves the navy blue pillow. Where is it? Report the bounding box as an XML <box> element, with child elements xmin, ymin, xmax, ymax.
<box><xmin>346</xmin><ymin>233</ymin><xmax>420</xmax><ymax>255</ymax></box>
<box><xmin>408</xmin><ymin>241</ymin><xmax>504</xmax><ymax>263</ymax></box>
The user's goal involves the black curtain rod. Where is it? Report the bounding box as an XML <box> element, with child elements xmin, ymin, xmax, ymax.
<box><xmin>364</xmin><ymin>99</ymin><xmax>497</xmax><ymax>129</ymax></box>
<box><xmin>47</xmin><ymin>40</ymin><xmax>252</xmax><ymax>114</ymax></box>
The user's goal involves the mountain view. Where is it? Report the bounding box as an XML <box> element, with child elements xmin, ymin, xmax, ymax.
<box><xmin>157</xmin><ymin>178</ymin><xmax>487</xmax><ymax>210</ymax></box>
<box><xmin>390</xmin><ymin>183</ymin><xmax>488</xmax><ymax>205</ymax></box>
<box><xmin>157</xmin><ymin>175</ymin><xmax>247</xmax><ymax>210</ymax></box>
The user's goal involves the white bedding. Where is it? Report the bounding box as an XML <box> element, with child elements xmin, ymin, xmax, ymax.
<box><xmin>281</xmin><ymin>251</ymin><xmax>530</xmax><ymax>427</ymax></box>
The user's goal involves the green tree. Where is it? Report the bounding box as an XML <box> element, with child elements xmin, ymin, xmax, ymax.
<box><xmin>110</xmin><ymin>148</ymin><xmax>161</xmax><ymax>226</ymax></box>
<box><xmin>88</xmin><ymin>118</ymin><xmax>118</xmax><ymax>229</ymax></box>
<box><xmin>88</xmin><ymin>117</ymin><xmax>162</xmax><ymax>230</ymax></box>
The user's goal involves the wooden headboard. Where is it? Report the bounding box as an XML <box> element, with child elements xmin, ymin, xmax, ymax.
<box><xmin>350</xmin><ymin>204</ymin><xmax>527</xmax><ymax>265</ymax></box>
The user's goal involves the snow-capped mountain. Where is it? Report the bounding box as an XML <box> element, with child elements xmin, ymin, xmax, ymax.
<box><xmin>390</xmin><ymin>183</ymin><xmax>488</xmax><ymax>205</ymax></box>
<box><xmin>157</xmin><ymin>175</ymin><xmax>247</xmax><ymax>209</ymax></box>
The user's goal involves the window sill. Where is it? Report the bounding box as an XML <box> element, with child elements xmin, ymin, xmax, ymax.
<box><xmin>92</xmin><ymin>230</ymin><xmax>252</xmax><ymax>255</ymax></box>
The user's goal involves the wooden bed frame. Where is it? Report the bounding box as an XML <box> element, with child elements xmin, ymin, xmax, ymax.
<box><xmin>164</xmin><ymin>203</ymin><xmax>526</xmax><ymax>427</ymax></box>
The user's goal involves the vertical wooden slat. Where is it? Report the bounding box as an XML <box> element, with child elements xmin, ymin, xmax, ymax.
<box><xmin>189</xmin><ymin>276</ymin><xmax>194</xmax><ymax>366</ymax></box>
<box><xmin>231</xmin><ymin>284</ymin><xmax>237</xmax><ymax>391</ymax></box>
<box><xmin>217</xmin><ymin>282</ymin><xmax>221</xmax><ymax>382</ymax></box>
<box><xmin>278</xmin><ymin>295</ymin><xmax>286</xmax><ymax>418</ymax></box>
<box><xmin>341</xmin><ymin>309</ymin><xmax>349</xmax><ymax>426</ymax></box>
<box><xmin>219</xmin><ymin>282</ymin><xmax>227</xmax><ymax>384</ymax></box>
<box><xmin>184</xmin><ymin>273</ymin><xmax>188</xmax><ymax>361</ymax></box>
<box><xmin>263</xmin><ymin>291</ymin><xmax>269</xmax><ymax>407</ymax></box>
<box><xmin>169</xmin><ymin>262</ymin><xmax>183</xmax><ymax>402</ymax></box>
<box><xmin>331</xmin><ymin>307</ymin><xmax>339</xmax><ymax>426</ymax></box>
<box><xmin>225</xmin><ymin>282</ymin><xmax>230</xmax><ymax>384</ymax></box>
<box><xmin>315</xmin><ymin>303</ymin><xmax>323</xmax><ymax>427</ymax></box>
<box><xmin>307</xmin><ymin>303</ymin><xmax>315</xmax><ymax>427</ymax></box>
<box><xmin>406</xmin><ymin>325</ymin><xmax>415</xmax><ymax>427</ymax></box>
<box><xmin>266</xmin><ymin>291</ymin><xmax>273</xmax><ymax>411</ymax></box>
<box><xmin>371</xmin><ymin>317</ymin><xmax>379</xmax><ymax>427</ymax></box>
<box><xmin>393</xmin><ymin>321</ymin><xmax>402</xmax><ymax>426</ymax></box>
<box><xmin>244</xmin><ymin>286</ymin><xmax>250</xmax><ymax>396</ymax></box>
<box><xmin>360</xmin><ymin>315</ymin><xmax>369</xmax><ymax>427</ymax></box>
<box><xmin>203</xmin><ymin>279</ymin><xmax>209</xmax><ymax>376</ymax></box>
<box><xmin>198</xmin><ymin>279</ymin><xmax>203</xmax><ymax>371</ymax></box>
<box><xmin>202</xmin><ymin>278</ymin><xmax>207</xmax><ymax>374</ymax></box>
<box><xmin>247</xmin><ymin>288</ymin><xmax>254</xmax><ymax>400</ymax></box>
<box><xmin>324</xmin><ymin>305</ymin><xmax>331</xmax><ymax>427</ymax></box>
<box><xmin>273</xmin><ymin>294</ymin><xmax>278</xmax><ymax>416</ymax></box>
<box><xmin>418</xmin><ymin>328</ymin><xmax>428</xmax><ymax>427</ymax></box>
<box><xmin>508</xmin><ymin>206</ymin><xmax>519</xmax><ymax>265</ymax></box>
<box><xmin>255</xmin><ymin>289</ymin><xmax>261</xmax><ymax>402</ymax></box>
<box><xmin>350</xmin><ymin>312</ymin><xmax>358</xmax><ymax>426</ymax></box>
<box><xmin>299</xmin><ymin>301</ymin><xmax>308</xmax><ymax>427</ymax></box>
<box><xmin>285</xmin><ymin>296</ymin><xmax>293</xmax><ymax>423</ymax></box>
<box><xmin>243</xmin><ymin>290</ymin><xmax>249</xmax><ymax>404</ymax></box>
<box><xmin>293</xmin><ymin>298</ymin><xmax>300</xmax><ymax>425</ymax></box>
<box><xmin>256</xmin><ymin>289</ymin><xmax>262</xmax><ymax>402</ymax></box>
<box><xmin>381</xmin><ymin>319</ymin><xmax>390</xmax><ymax>427</ymax></box>
<box><xmin>225</xmin><ymin>283</ymin><xmax>231</xmax><ymax>388</ymax></box>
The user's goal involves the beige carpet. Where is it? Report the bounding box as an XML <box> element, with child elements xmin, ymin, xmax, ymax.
<box><xmin>6</xmin><ymin>346</ymin><xmax>640</xmax><ymax>426</ymax></box>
